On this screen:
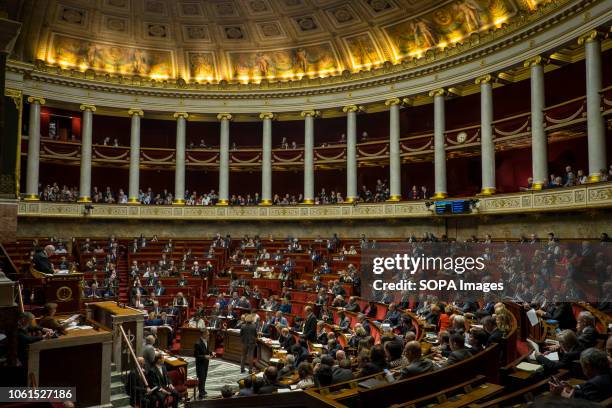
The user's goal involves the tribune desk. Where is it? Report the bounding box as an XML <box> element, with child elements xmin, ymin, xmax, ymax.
<box><xmin>28</xmin><ymin>326</ymin><xmax>112</xmax><ymax>407</ymax></box>
<box><xmin>86</xmin><ymin>301</ymin><xmax>145</xmax><ymax>372</ymax></box>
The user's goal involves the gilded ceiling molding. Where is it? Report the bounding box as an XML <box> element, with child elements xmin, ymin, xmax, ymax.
<box><xmin>523</xmin><ymin>55</ymin><xmax>546</xmax><ymax>67</ymax></box>
<box><xmin>259</xmin><ymin>112</ymin><xmax>275</xmax><ymax>120</ymax></box>
<box><xmin>8</xmin><ymin>0</ymin><xmax>600</xmax><ymax>97</ymax></box>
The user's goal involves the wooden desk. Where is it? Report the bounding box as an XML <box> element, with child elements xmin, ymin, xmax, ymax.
<box><xmin>179</xmin><ymin>326</ymin><xmax>218</xmax><ymax>356</ymax></box>
<box><xmin>86</xmin><ymin>301</ymin><xmax>145</xmax><ymax>372</ymax></box>
<box><xmin>28</xmin><ymin>327</ymin><xmax>112</xmax><ymax>407</ymax></box>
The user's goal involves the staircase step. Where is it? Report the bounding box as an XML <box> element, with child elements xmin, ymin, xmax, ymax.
<box><xmin>110</xmin><ymin>381</ymin><xmax>125</xmax><ymax>396</ymax></box>
<box><xmin>110</xmin><ymin>393</ymin><xmax>131</xmax><ymax>408</ymax></box>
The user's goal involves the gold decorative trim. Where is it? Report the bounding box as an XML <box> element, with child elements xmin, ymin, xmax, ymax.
<box><xmin>16</xmin><ymin>184</ymin><xmax>612</xmax><ymax>220</ymax></box>
<box><xmin>217</xmin><ymin>113</ymin><xmax>232</xmax><ymax>121</ymax></box>
<box><xmin>26</xmin><ymin>96</ymin><xmax>46</xmax><ymax>105</ymax></box>
<box><xmin>342</xmin><ymin>105</ymin><xmax>359</xmax><ymax>113</ymax></box>
<box><xmin>216</xmin><ymin>199</ymin><xmax>229</xmax><ymax>206</ymax></box>
<box><xmin>259</xmin><ymin>199</ymin><xmax>272</xmax><ymax>206</ymax></box>
<box><xmin>479</xmin><ymin>187</ymin><xmax>496</xmax><ymax>195</ymax></box>
<box><xmin>77</xmin><ymin>196</ymin><xmax>92</xmax><ymax>203</ymax></box>
<box><xmin>345</xmin><ymin>197</ymin><xmax>357</xmax><ymax>203</ymax></box>
<box><xmin>432</xmin><ymin>192</ymin><xmax>448</xmax><ymax>199</ymax></box>
<box><xmin>127</xmin><ymin>108</ymin><xmax>144</xmax><ymax>117</ymax></box>
<box><xmin>532</xmin><ymin>182</ymin><xmax>545</xmax><ymax>190</ymax></box>
<box><xmin>173</xmin><ymin>112</ymin><xmax>189</xmax><ymax>120</ymax></box>
<box><xmin>523</xmin><ymin>55</ymin><xmax>544</xmax><ymax>68</ymax></box>
<box><xmin>475</xmin><ymin>75</ymin><xmax>492</xmax><ymax>85</ymax></box>
<box><xmin>578</xmin><ymin>30</ymin><xmax>603</xmax><ymax>45</ymax></box>
<box><xmin>428</xmin><ymin>89</ymin><xmax>446</xmax><ymax>97</ymax></box>
<box><xmin>587</xmin><ymin>173</ymin><xmax>601</xmax><ymax>183</ymax></box>
<box><xmin>172</xmin><ymin>199</ymin><xmax>185</xmax><ymax>205</ymax></box>
<box><xmin>259</xmin><ymin>112</ymin><xmax>275</xmax><ymax>120</ymax></box>
<box><xmin>79</xmin><ymin>104</ymin><xmax>96</xmax><ymax>112</ymax></box>
<box><xmin>300</xmin><ymin>110</ymin><xmax>320</xmax><ymax>118</ymax></box>
<box><xmin>384</xmin><ymin>98</ymin><xmax>401</xmax><ymax>107</ymax></box>
<box><xmin>387</xmin><ymin>195</ymin><xmax>401</xmax><ymax>202</ymax></box>
<box><xmin>23</xmin><ymin>194</ymin><xmax>39</xmax><ymax>201</ymax></box>
<box><xmin>302</xmin><ymin>199</ymin><xmax>314</xmax><ymax>204</ymax></box>
<box><xmin>7</xmin><ymin>88</ymin><xmax>23</xmax><ymax>197</ymax></box>
<box><xmin>128</xmin><ymin>197</ymin><xmax>140</xmax><ymax>204</ymax></box>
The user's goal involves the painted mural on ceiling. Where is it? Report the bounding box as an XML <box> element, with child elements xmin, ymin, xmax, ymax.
<box><xmin>17</xmin><ymin>0</ymin><xmax>553</xmax><ymax>83</ymax></box>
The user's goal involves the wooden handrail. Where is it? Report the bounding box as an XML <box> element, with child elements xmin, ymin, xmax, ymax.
<box><xmin>118</xmin><ymin>324</ymin><xmax>149</xmax><ymax>387</ymax></box>
<box><xmin>0</xmin><ymin>242</ymin><xmax>19</xmax><ymax>278</ymax></box>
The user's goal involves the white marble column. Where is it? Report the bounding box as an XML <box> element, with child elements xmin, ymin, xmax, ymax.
<box><xmin>429</xmin><ymin>89</ymin><xmax>447</xmax><ymax>198</ymax></box>
<box><xmin>301</xmin><ymin>110</ymin><xmax>317</xmax><ymax>204</ymax></box>
<box><xmin>524</xmin><ymin>57</ymin><xmax>548</xmax><ymax>189</ymax></box>
<box><xmin>476</xmin><ymin>75</ymin><xmax>496</xmax><ymax>195</ymax></box>
<box><xmin>173</xmin><ymin>112</ymin><xmax>189</xmax><ymax>204</ymax></box>
<box><xmin>217</xmin><ymin>113</ymin><xmax>232</xmax><ymax>205</ymax></box>
<box><xmin>260</xmin><ymin>112</ymin><xmax>274</xmax><ymax>205</ymax></box>
<box><xmin>127</xmin><ymin>109</ymin><xmax>143</xmax><ymax>203</ymax></box>
<box><xmin>78</xmin><ymin>104</ymin><xmax>96</xmax><ymax>202</ymax></box>
<box><xmin>343</xmin><ymin>105</ymin><xmax>359</xmax><ymax>202</ymax></box>
<box><xmin>579</xmin><ymin>31</ymin><xmax>606</xmax><ymax>182</ymax></box>
<box><xmin>25</xmin><ymin>96</ymin><xmax>45</xmax><ymax>200</ymax></box>
<box><xmin>386</xmin><ymin>98</ymin><xmax>402</xmax><ymax>201</ymax></box>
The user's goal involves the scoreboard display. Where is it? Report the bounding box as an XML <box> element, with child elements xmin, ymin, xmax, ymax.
<box><xmin>434</xmin><ymin>199</ymin><xmax>472</xmax><ymax>215</ymax></box>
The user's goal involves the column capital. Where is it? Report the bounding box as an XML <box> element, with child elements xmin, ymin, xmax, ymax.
<box><xmin>80</xmin><ymin>104</ymin><xmax>96</xmax><ymax>112</ymax></box>
<box><xmin>428</xmin><ymin>88</ymin><xmax>446</xmax><ymax>97</ymax></box>
<box><xmin>523</xmin><ymin>55</ymin><xmax>546</xmax><ymax>68</ymax></box>
<box><xmin>300</xmin><ymin>110</ymin><xmax>320</xmax><ymax>118</ymax></box>
<box><xmin>578</xmin><ymin>30</ymin><xmax>604</xmax><ymax>45</ymax></box>
<box><xmin>384</xmin><ymin>98</ymin><xmax>401</xmax><ymax>107</ymax></box>
<box><xmin>27</xmin><ymin>96</ymin><xmax>46</xmax><ymax>105</ymax></box>
<box><xmin>173</xmin><ymin>112</ymin><xmax>189</xmax><ymax>120</ymax></box>
<box><xmin>259</xmin><ymin>112</ymin><xmax>275</xmax><ymax>120</ymax></box>
<box><xmin>128</xmin><ymin>108</ymin><xmax>144</xmax><ymax>117</ymax></box>
<box><xmin>475</xmin><ymin>74</ymin><xmax>493</xmax><ymax>85</ymax></box>
<box><xmin>342</xmin><ymin>105</ymin><xmax>360</xmax><ymax>113</ymax></box>
<box><xmin>217</xmin><ymin>113</ymin><xmax>232</xmax><ymax>121</ymax></box>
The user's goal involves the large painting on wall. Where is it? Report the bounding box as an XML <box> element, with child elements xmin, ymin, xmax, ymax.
<box><xmin>383</xmin><ymin>0</ymin><xmax>519</xmax><ymax>59</ymax></box>
<box><xmin>226</xmin><ymin>42</ymin><xmax>341</xmax><ymax>79</ymax></box>
<box><xmin>343</xmin><ymin>33</ymin><xmax>383</xmax><ymax>69</ymax></box>
<box><xmin>186</xmin><ymin>51</ymin><xmax>218</xmax><ymax>80</ymax></box>
<box><xmin>47</xmin><ymin>33</ymin><xmax>175</xmax><ymax>77</ymax></box>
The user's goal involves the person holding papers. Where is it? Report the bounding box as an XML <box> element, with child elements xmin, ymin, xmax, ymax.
<box><xmin>535</xmin><ymin>330</ymin><xmax>581</xmax><ymax>372</ymax></box>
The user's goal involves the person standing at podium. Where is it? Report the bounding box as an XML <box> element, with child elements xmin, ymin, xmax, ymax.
<box><xmin>33</xmin><ymin>245</ymin><xmax>56</xmax><ymax>274</ymax></box>
<box><xmin>240</xmin><ymin>315</ymin><xmax>257</xmax><ymax>374</ymax></box>
<box><xmin>194</xmin><ymin>328</ymin><xmax>214</xmax><ymax>399</ymax></box>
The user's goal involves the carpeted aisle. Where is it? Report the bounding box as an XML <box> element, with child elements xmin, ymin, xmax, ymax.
<box><xmin>181</xmin><ymin>356</ymin><xmax>248</xmax><ymax>398</ymax></box>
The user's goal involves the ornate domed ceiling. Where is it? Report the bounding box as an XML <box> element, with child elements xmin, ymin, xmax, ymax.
<box><xmin>14</xmin><ymin>0</ymin><xmax>550</xmax><ymax>83</ymax></box>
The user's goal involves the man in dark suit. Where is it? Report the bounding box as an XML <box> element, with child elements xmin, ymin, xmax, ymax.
<box><xmin>576</xmin><ymin>311</ymin><xmax>598</xmax><ymax>351</ymax></box>
<box><xmin>258</xmin><ymin>366</ymin><xmax>285</xmax><ymax>394</ymax></box>
<box><xmin>32</xmin><ymin>245</ymin><xmax>55</xmax><ymax>274</ymax></box>
<box><xmin>338</xmin><ymin>311</ymin><xmax>351</xmax><ymax>333</ymax></box>
<box><xmin>194</xmin><ymin>328</ymin><xmax>214</xmax><ymax>399</ymax></box>
<box><xmin>303</xmin><ymin>306</ymin><xmax>317</xmax><ymax>342</ymax></box>
<box><xmin>536</xmin><ymin>330</ymin><xmax>581</xmax><ymax>372</ymax></box>
<box><xmin>240</xmin><ymin>315</ymin><xmax>257</xmax><ymax>373</ymax></box>
<box><xmin>444</xmin><ymin>334</ymin><xmax>474</xmax><ymax>366</ymax></box>
<box><xmin>482</xmin><ymin>316</ymin><xmax>504</xmax><ymax>346</ymax></box>
<box><xmin>279</xmin><ymin>327</ymin><xmax>295</xmax><ymax>351</ymax></box>
<box><xmin>400</xmin><ymin>341</ymin><xmax>434</xmax><ymax>379</ymax></box>
<box><xmin>539</xmin><ymin>302</ymin><xmax>576</xmax><ymax>331</ymax></box>
<box><xmin>550</xmin><ymin>348</ymin><xmax>611</xmax><ymax>402</ymax></box>
<box><xmin>146</xmin><ymin>353</ymin><xmax>179</xmax><ymax>408</ymax></box>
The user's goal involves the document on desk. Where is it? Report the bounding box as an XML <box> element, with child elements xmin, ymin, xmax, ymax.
<box><xmin>526</xmin><ymin>309</ymin><xmax>539</xmax><ymax>326</ymax></box>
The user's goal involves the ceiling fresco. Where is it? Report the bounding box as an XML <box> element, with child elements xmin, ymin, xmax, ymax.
<box><xmin>13</xmin><ymin>0</ymin><xmax>552</xmax><ymax>83</ymax></box>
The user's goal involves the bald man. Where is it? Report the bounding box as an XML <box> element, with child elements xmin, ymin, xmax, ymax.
<box><xmin>400</xmin><ymin>341</ymin><xmax>433</xmax><ymax>379</ymax></box>
<box><xmin>33</xmin><ymin>245</ymin><xmax>56</xmax><ymax>274</ymax></box>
